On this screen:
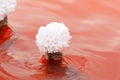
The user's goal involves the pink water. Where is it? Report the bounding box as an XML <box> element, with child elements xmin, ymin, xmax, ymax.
<box><xmin>0</xmin><ymin>0</ymin><xmax>120</xmax><ymax>80</ymax></box>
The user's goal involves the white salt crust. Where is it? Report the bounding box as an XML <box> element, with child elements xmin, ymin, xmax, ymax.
<box><xmin>0</xmin><ymin>0</ymin><xmax>16</xmax><ymax>20</ymax></box>
<box><xmin>36</xmin><ymin>22</ymin><xmax>72</xmax><ymax>54</ymax></box>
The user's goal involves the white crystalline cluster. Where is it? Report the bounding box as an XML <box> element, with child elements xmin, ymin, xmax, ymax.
<box><xmin>36</xmin><ymin>22</ymin><xmax>72</xmax><ymax>54</ymax></box>
<box><xmin>0</xmin><ymin>0</ymin><xmax>16</xmax><ymax>20</ymax></box>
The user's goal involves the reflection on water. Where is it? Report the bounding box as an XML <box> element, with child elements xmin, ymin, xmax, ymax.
<box><xmin>0</xmin><ymin>0</ymin><xmax>120</xmax><ymax>80</ymax></box>
<box><xmin>0</xmin><ymin>53</ymin><xmax>88</xmax><ymax>80</ymax></box>
<box><xmin>0</xmin><ymin>26</ymin><xmax>16</xmax><ymax>54</ymax></box>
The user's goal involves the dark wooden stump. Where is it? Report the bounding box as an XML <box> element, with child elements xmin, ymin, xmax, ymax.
<box><xmin>0</xmin><ymin>16</ymin><xmax>8</xmax><ymax>34</ymax></box>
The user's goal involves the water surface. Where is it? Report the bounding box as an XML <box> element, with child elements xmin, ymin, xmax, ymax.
<box><xmin>0</xmin><ymin>0</ymin><xmax>120</xmax><ymax>80</ymax></box>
